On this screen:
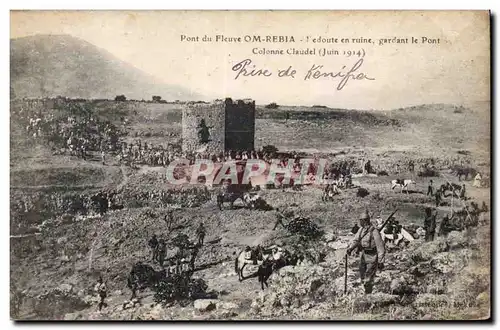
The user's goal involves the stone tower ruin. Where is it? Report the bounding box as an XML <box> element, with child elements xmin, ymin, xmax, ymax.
<box><xmin>182</xmin><ymin>98</ymin><xmax>255</xmax><ymax>153</ymax></box>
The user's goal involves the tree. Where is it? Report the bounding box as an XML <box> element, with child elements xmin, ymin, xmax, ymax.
<box><xmin>152</xmin><ymin>96</ymin><xmax>162</xmax><ymax>102</ymax></box>
<box><xmin>115</xmin><ymin>95</ymin><xmax>127</xmax><ymax>102</ymax></box>
<box><xmin>265</xmin><ymin>102</ymin><xmax>279</xmax><ymax>109</ymax></box>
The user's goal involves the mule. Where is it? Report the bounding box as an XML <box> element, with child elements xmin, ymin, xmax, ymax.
<box><xmin>257</xmin><ymin>249</ymin><xmax>299</xmax><ymax>290</ymax></box>
<box><xmin>454</xmin><ymin>167</ymin><xmax>476</xmax><ymax>181</ymax></box>
<box><xmin>216</xmin><ymin>183</ymin><xmax>251</xmax><ymax>210</ymax></box>
<box><xmin>234</xmin><ymin>245</ymin><xmax>266</xmax><ymax>281</ymax></box>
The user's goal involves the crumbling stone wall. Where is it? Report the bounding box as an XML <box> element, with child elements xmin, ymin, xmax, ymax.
<box><xmin>182</xmin><ymin>98</ymin><xmax>255</xmax><ymax>152</ymax></box>
<box><xmin>182</xmin><ymin>101</ymin><xmax>225</xmax><ymax>152</ymax></box>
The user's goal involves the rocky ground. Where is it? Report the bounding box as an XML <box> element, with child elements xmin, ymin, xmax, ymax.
<box><xmin>10</xmin><ymin>102</ymin><xmax>491</xmax><ymax>320</ymax></box>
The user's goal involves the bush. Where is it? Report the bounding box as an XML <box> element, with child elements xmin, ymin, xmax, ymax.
<box><xmin>377</xmin><ymin>170</ymin><xmax>389</xmax><ymax>176</ymax></box>
<box><xmin>357</xmin><ymin>187</ymin><xmax>369</xmax><ymax>198</ymax></box>
<box><xmin>153</xmin><ymin>275</ymin><xmax>208</xmax><ymax>305</ymax></box>
<box><xmin>286</xmin><ymin>217</ymin><xmax>324</xmax><ymax>240</ymax></box>
<box><xmin>115</xmin><ymin>95</ymin><xmax>126</xmax><ymax>102</ymax></box>
<box><xmin>265</xmin><ymin>102</ymin><xmax>279</xmax><ymax>109</ymax></box>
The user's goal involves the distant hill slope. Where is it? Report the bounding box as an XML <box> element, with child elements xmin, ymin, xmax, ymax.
<box><xmin>10</xmin><ymin>34</ymin><xmax>202</xmax><ymax>101</ymax></box>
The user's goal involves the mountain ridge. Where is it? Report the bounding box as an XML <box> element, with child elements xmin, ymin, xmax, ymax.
<box><xmin>10</xmin><ymin>34</ymin><xmax>203</xmax><ymax>101</ymax></box>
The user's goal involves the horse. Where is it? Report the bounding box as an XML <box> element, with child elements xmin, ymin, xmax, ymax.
<box><xmin>127</xmin><ymin>262</ymin><xmax>166</xmax><ymax>300</ymax></box>
<box><xmin>391</xmin><ymin>179</ymin><xmax>416</xmax><ymax>194</ymax></box>
<box><xmin>234</xmin><ymin>245</ymin><xmax>266</xmax><ymax>281</ymax></box>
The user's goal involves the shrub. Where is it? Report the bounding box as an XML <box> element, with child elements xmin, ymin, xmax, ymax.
<box><xmin>115</xmin><ymin>95</ymin><xmax>126</xmax><ymax>102</ymax></box>
<box><xmin>286</xmin><ymin>217</ymin><xmax>324</xmax><ymax>240</ymax></box>
<box><xmin>153</xmin><ymin>275</ymin><xmax>208</xmax><ymax>305</ymax></box>
<box><xmin>357</xmin><ymin>187</ymin><xmax>369</xmax><ymax>198</ymax></box>
<box><xmin>377</xmin><ymin>170</ymin><xmax>389</xmax><ymax>176</ymax></box>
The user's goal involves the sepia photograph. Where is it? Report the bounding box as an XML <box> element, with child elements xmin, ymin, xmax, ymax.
<box><xmin>9</xmin><ymin>10</ymin><xmax>491</xmax><ymax>321</ymax></box>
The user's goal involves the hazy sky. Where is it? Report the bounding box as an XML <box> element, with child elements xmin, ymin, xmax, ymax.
<box><xmin>11</xmin><ymin>11</ymin><xmax>490</xmax><ymax>109</ymax></box>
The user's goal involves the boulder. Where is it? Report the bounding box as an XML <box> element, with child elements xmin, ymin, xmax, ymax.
<box><xmin>446</xmin><ymin>231</ymin><xmax>469</xmax><ymax>250</ymax></box>
<box><xmin>390</xmin><ymin>275</ymin><xmax>419</xmax><ymax>296</ymax></box>
<box><xmin>142</xmin><ymin>304</ymin><xmax>166</xmax><ymax>320</ymax></box>
<box><xmin>217</xmin><ymin>301</ymin><xmax>239</xmax><ymax>310</ymax></box>
<box><xmin>409</xmin><ymin>239</ymin><xmax>448</xmax><ymax>262</ymax></box>
<box><xmin>58</xmin><ymin>283</ymin><xmax>73</xmax><ymax>294</ymax></box>
<box><xmin>194</xmin><ymin>299</ymin><xmax>218</xmax><ymax>312</ymax></box>
<box><xmin>430</xmin><ymin>250</ymin><xmax>470</xmax><ymax>274</ymax></box>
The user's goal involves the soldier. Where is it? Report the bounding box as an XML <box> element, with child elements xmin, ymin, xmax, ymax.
<box><xmin>156</xmin><ymin>239</ymin><xmax>167</xmax><ymax>267</ymax></box>
<box><xmin>94</xmin><ymin>276</ymin><xmax>107</xmax><ymax>311</ymax></box>
<box><xmin>435</xmin><ymin>188</ymin><xmax>442</xmax><ymax>207</ymax></box>
<box><xmin>423</xmin><ymin>207</ymin><xmax>437</xmax><ymax>242</ymax></box>
<box><xmin>148</xmin><ymin>234</ymin><xmax>159</xmax><ymax>262</ymax></box>
<box><xmin>346</xmin><ymin>210</ymin><xmax>385</xmax><ymax>294</ymax></box>
<box><xmin>196</xmin><ymin>222</ymin><xmax>206</xmax><ymax>246</ymax></box>
<box><xmin>96</xmin><ymin>192</ymin><xmax>108</xmax><ymax>216</ymax></box>
<box><xmin>439</xmin><ymin>214</ymin><xmax>452</xmax><ymax>237</ymax></box>
<box><xmin>427</xmin><ymin>180</ymin><xmax>434</xmax><ymax>196</ymax></box>
<box><xmin>408</xmin><ymin>159</ymin><xmax>415</xmax><ymax>173</ymax></box>
<box><xmin>164</xmin><ymin>210</ymin><xmax>174</xmax><ymax>231</ymax></box>
<box><xmin>481</xmin><ymin>201</ymin><xmax>489</xmax><ymax>213</ymax></box>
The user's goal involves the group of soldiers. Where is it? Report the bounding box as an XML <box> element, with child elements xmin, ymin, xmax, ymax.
<box><xmin>11</xmin><ymin>190</ymin><xmax>120</xmax><ymax>221</ymax></box>
<box><xmin>14</xmin><ymin>101</ymin><xmax>122</xmax><ymax>161</ymax></box>
<box><xmin>118</xmin><ymin>140</ymin><xmax>180</xmax><ymax>167</ymax></box>
<box><xmin>146</xmin><ymin>222</ymin><xmax>206</xmax><ymax>274</ymax></box>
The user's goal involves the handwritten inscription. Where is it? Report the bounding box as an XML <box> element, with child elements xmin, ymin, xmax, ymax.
<box><xmin>231</xmin><ymin>58</ymin><xmax>375</xmax><ymax>91</ymax></box>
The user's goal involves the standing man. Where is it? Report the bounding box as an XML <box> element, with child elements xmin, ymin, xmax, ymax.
<box><xmin>156</xmin><ymin>239</ymin><xmax>167</xmax><ymax>267</ymax></box>
<box><xmin>346</xmin><ymin>210</ymin><xmax>385</xmax><ymax>294</ymax></box>
<box><xmin>196</xmin><ymin>222</ymin><xmax>206</xmax><ymax>246</ymax></box>
<box><xmin>427</xmin><ymin>180</ymin><xmax>434</xmax><ymax>196</ymax></box>
<box><xmin>148</xmin><ymin>234</ymin><xmax>159</xmax><ymax>262</ymax></box>
<box><xmin>94</xmin><ymin>276</ymin><xmax>107</xmax><ymax>311</ymax></box>
<box><xmin>423</xmin><ymin>207</ymin><xmax>437</xmax><ymax>242</ymax></box>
